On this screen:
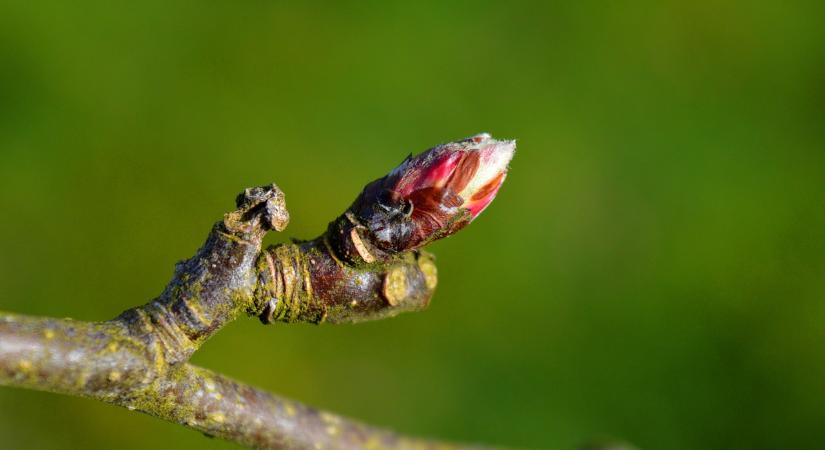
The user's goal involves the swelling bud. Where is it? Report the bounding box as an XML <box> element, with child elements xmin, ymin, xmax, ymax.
<box><xmin>330</xmin><ymin>133</ymin><xmax>515</xmax><ymax>263</ymax></box>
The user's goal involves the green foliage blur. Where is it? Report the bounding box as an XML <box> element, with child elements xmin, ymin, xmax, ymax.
<box><xmin>2</xmin><ymin>1</ymin><xmax>824</xmax><ymax>449</ymax></box>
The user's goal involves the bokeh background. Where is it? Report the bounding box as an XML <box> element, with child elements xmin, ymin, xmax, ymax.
<box><xmin>2</xmin><ymin>1</ymin><xmax>824</xmax><ymax>449</ymax></box>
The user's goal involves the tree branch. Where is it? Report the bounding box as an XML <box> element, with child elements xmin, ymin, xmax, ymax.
<box><xmin>0</xmin><ymin>313</ymin><xmax>492</xmax><ymax>450</ymax></box>
<box><xmin>0</xmin><ymin>135</ymin><xmax>516</xmax><ymax>450</ymax></box>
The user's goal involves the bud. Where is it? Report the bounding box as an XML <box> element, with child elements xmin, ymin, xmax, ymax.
<box><xmin>335</xmin><ymin>133</ymin><xmax>515</xmax><ymax>260</ymax></box>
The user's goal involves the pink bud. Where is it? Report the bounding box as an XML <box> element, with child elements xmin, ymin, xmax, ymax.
<box><xmin>340</xmin><ymin>133</ymin><xmax>515</xmax><ymax>257</ymax></box>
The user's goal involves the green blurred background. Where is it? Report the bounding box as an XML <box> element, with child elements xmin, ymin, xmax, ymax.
<box><xmin>1</xmin><ymin>1</ymin><xmax>824</xmax><ymax>449</ymax></box>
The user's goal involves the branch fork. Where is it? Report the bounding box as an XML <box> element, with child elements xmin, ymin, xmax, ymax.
<box><xmin>0</xmin><ymin>134</ymin><xmax>516</xmax><ymax>450</ymax></box>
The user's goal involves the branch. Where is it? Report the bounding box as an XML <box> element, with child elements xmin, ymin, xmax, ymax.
<box><xmin>0</xmin><ymin>313</ymin><xmax>493</xmax><ymax>450</ymax></box>
<box><xmin>0</xmin><ymin>135</ymin><xmax>516</xmax><ymax>449</ymax></box>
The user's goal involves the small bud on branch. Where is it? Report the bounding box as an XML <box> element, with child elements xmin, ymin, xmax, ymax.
<box><xmin>258</xmin><ymin>134</ymin><xmax>515</xmax><ymax>325</ymax></box>
<box><xmin>0</xmin><ymin>134</ymin><xmax>518</xmax><ymax>450</ymax></box>
<box><xmin>329</xmin><ymin>133</ymin><xmax>516</xmax><ymax>265</ymax></box>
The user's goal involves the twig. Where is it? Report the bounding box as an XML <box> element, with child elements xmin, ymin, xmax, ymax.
<box><xmin>0</xmin><ymin>135</ymin><xmax>516</xmax><ymax>450</ymax></box>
